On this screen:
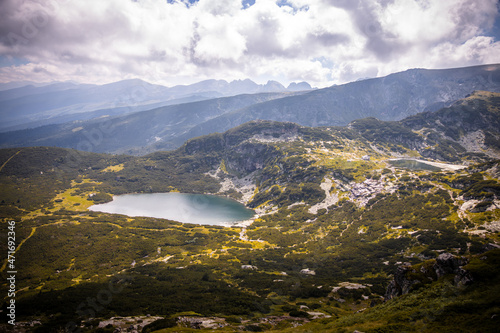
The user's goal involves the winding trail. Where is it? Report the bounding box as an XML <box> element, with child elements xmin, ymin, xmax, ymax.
<box><xmin>0</xmin><ymin>227</ymin><xmax>37</xmax><ymax>273</ymax></box>
<box><xmin>1</xmin><ymin>150</ymin><xmax>34</xmax><ymax>274</ymax></box>
<box><xmin>0</xmin><ymin>149</ymin><xmax>23</xmax><ymax>173</ymax></box>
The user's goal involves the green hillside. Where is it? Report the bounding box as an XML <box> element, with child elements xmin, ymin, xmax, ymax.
<box><xmin>0</xmin><ymin>92</ymin><xmax>499</xmax><ymax>332</ymax></box>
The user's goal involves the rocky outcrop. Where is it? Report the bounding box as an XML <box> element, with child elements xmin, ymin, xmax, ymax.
<box><xmin>348</xmin><ymin>178</ymin><xmax>397</xmax><ymax>206</ymax></box>
<box><xmin>177</xmin><ymin>317</ymin><xmax>227</xmax><ymax>330</ymax></box>
<box><xmin>385</xmin><ymin>253</ymin><xmax>473</xmax><ymax>300</ymax></box>
<box><xmin>183</xmin><ymin>120</ymin><xmax>300</xmax><ymax>174</ymax></box>
<box><xmin>433</xmin><ymin>253</ymin><xmax>473</xmax><ymax>287</ymax></box>
<box><xmin>384</xmin><ymin>263</ymin><xmax>420</xmax><ymax>300</ymax></box>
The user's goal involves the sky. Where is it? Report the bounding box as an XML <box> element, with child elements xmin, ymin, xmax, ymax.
<box><xmin>0</xmin><ymin>0</ymin><xmax>499</xmax><ymax>88</ymax></box>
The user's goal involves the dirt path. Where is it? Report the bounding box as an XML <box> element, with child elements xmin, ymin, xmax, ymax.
<box><xmin>0</xmin><ymin>226</ymin><xmax>37</xmax><ymax>273</ymax></box>
<box><xmin>0</xmin><ymin>149</ymin><xmax>23</xmax><ymax>173</ymax></box>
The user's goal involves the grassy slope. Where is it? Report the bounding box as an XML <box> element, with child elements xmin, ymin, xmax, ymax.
<box><xmin>275</xmin><ymin>249</ymin><xmax>500</xmax><ymax>333</ymax></box>
<box><xmin>0</xmin><ymin>93</ymin><xmax>499</xmax><ymax>332</ymax></box>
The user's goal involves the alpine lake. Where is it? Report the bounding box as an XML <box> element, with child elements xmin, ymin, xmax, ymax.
<box><xmin>89</xmin><ymin>192</ymin><xmax>256</xmax><ymax>226</ymax></box>
<box><xmin>388</xmin><ymin>159</ymin><xmax>442</xmax><ymax>171</ymax></box>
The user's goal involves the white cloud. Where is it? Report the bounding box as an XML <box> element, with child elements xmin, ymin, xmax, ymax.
<box><xmin>0</xmin><ymin>0</ymin><xmax>499</xmax><ymax>87</ymax></box>
<box><xmin>192</xmin><ymin>9</ymin><xmax>247</xmax><ymax>63</ymax></box>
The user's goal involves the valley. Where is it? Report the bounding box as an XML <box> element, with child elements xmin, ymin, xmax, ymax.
<box><xmin>0</xmin><ymin>91</ymin><xmax>499</xmax><ymax>332</ymax></box>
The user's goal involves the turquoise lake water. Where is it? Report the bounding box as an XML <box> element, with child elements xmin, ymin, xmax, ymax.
<box><xmin>88</xmin><ymin>193</ymin><xmax>255</xmax><ymax>226</ymax></box>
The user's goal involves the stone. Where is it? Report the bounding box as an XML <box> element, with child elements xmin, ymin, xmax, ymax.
<box><xmin>433</xmin><ymin>253</ymin><xmax>468</xmax><ymax>278</ymax></box>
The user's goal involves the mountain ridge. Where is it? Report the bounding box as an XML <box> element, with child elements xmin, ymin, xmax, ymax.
<box><xmin>1</xmin><ymin>64</ymin><xmax>498</xmax><ymax>154</ymax></box>
<box><xmin>0</xmin><ymin>78</ymin><xmax>313</xmax><ymax>132</ymax></box>
<box><xmin>190</xmin><ymin>64</ymin><xmax>500</xmax><ymax>131</ymax></box>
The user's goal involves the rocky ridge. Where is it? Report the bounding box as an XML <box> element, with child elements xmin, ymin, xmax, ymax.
<box><xmin>385</xmin><ymin>253</ymin><xmax>473</xmax><ymax>300</ymax></box>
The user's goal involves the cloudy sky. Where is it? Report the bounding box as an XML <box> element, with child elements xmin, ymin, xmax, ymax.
<box><xmin>0</xmin><ymin>0</ymin><xmax>499</xmax><ymax>87</ymax></box>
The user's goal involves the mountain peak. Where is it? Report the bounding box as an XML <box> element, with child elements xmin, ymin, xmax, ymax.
<box><xmin>261</xmin><ymin>80</ymin><xmax>286</xmax><ymax>92</ymax></box>
<box><xmin>100</xmin><ymin>78</ymin><xmax>159</xmax><ymax>90</ymax></box>
<box><xmin>287</xmin><ymin>81</ymin><xmax>312</xmax><ymax>91</ymax></box>
<box><xmin>228</xmin><ymin>79</ymin><xmax>259</xmax><ymax>90</ymax></box>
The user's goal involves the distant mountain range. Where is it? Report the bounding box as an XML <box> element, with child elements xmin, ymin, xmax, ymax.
<box><xmin>181</xmin><ymin>90</ymin><xmax>500</xmax><ymax>166</ymax></box>
<box><xmin>1</xmin><ymin>64</ymin><xmax>499</xmax><ymax>154</ymax></box>
<box><xmin>195</xmin><ymin>64</ymin><xmax>500</xmax><ymax>130</ymax></box>
<box><xmin>0</xmin><ymin>78</ymin><xmax>312</xmax><ymax>132</ymax></box>
<box><xmin>0</xmin><ymin>92</ymin><xmax>298</xmax><ymax>154</ymax></box>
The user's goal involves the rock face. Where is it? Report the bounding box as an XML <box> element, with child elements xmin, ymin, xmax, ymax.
<box><xmin>184</xmin><ymin>120</ymin><xmax>302</xmax><ymax>175</ymax></box>
<box><xmin>385</xmin><ymin>253</ymin><xmax>473</xmax><ymax>300</ymax></box>
<box><xmin>384</xmin><ymin>264</ymin><xmax>420</xmax><ymax>300</ymax></box>
<box><xmin>433</xmin><ymin>253</ymin><xmax>473</xmax><ymax>287</ymax></box>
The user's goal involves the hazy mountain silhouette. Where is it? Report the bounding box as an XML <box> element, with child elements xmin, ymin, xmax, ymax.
<box><xmin>1</xmin><ymin>64</ymin><xmax>499</xmax><ymax>154</ymax></box>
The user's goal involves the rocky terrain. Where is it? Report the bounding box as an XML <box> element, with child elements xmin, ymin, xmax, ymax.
<box><xmin>0</xmin><ymin>92</ymin><xmax>499</xmax><ymax>332</ymax></box>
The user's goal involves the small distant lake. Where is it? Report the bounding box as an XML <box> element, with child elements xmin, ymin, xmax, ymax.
<box><xmin>388</xmin><ymin>159</ymin><xmax>442</xmax><ymax>171</ymax></box>
<box><xmin>88</xmin><ymin>193</ymin><xmax>255</xmax><ymax>226</ymax></box>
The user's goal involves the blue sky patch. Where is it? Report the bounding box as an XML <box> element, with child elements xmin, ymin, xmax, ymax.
<box><xmin>0</xmin><ymin>56</ymin><xmax>30</xmax><ymax>68</ymax></box>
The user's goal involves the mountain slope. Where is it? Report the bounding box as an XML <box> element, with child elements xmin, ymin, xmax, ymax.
<box><xmin>0</xmin><ymin>92</ymin><xmax>296</xmax><ymax>154</ymax></box>
<box><xmin>0</xmin><ymin>78</ymin><xmax>311</xmax><ymax>132</ymax></box>
<box><xmin>346</xmin><ymin>91</ymin><xmax>500</xmax><ymax>162</ymax></box>
<box><xmin>181</xmin><ymin>64</ymin><xmax>500</xmax><ymax>138</ymax></box>
<box><xmin>280</xmin><ymin>249</ymin><xmax>500</xmax><ymax>333</ymax></box>
<box><xmin>0</xmin><ymin>79</ymin><xmax>174</xmax><ymax>131</ymax></box>
<box><xmin>0</xmin><ymin>92</ymin><xmax>499</xmax><ymax>332</ymax></box>
<box><xmin>166</xmin><ymin>91</ymin><xmax>500</xmax><ymax>167</ymax></box>
<box><xmin>2</xmin><ymin>64</ymin><xmax>498</xmax><ymax>154</ymax></box>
